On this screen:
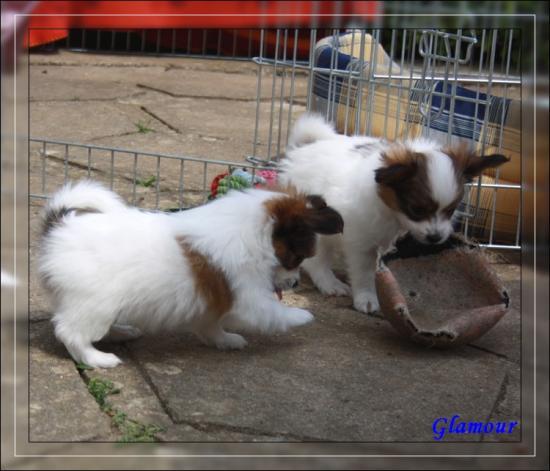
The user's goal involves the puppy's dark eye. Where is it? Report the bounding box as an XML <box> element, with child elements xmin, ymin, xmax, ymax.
<box><xmin>407</xmin><ymin>205</ymin><xmax>427</xmax><ymax>220</ymax></box>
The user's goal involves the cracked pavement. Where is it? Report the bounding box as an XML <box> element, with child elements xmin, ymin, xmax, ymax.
<box><xmin>28</xmin><ymin>50</ymin><xmax>521</xmax><ymax>444</ymax></box>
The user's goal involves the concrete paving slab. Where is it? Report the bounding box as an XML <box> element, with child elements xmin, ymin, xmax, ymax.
<box><xmin>30</xmin><ymin>50</ymin><xmax>307</xmax><ymax>164</ymax></box>
<box><xmin>138</xmin><ymin>95</ymin><xmax>306</xmax><ymax>159</ymax></box>
<box><xmin>127</xmin><ymin>278</ymin><xmax>512</xmax><ymax>442</ymax></box>
<box><xmin>30</xmin><ymin>101</ymin><xmax>164</xmax><ymax>142</ymax></box>
<box><xmin>29</xmin><ymin>322</ymin><xmax>115</xmax><ymax>441</ymax></box>
<box><xmin>29</xmin><ymin>201</ymin><xmax>51</xmax><ymax>322</ymax></box>
<box><xmin>88</xmin><ymin>98</ymin><xmax>257</xmax><ymax>163</ymax></box>
<box><xmin>29</xmin><ymin>67</ymin><xmax>146</xmax><ymax>102</ymax></box>
<box><xmin>29</xmin><ymin>53</ymin><xmax>297</xmax><ymax>105</ymax></box>
<box><xmin>30</xmin><ymin>50</ymin><xmax>261</xmax><ymax>75</ymax></box>
<box><xmin>470</xmin><ymin>264</ymin><xmax>521</xmax><ymax>364</ymax></box>
<box><xmin>135</xmin><ymin>67</ymin><xmax>307</xmax><ymax>101</ymax></box>
<box><xmin>74</xmin><ymin>343</ymin><xmax>278</xmax><ymax>441</ymax></box>
<box><xmin>481</xmin><ymin>367</ymin><xmax>521</xmax><ymax>442</ymax></box>
<box><xmin>87</xmin><ymin>96</ymin><xmax>306</xmax><ymax>166</ymax></box>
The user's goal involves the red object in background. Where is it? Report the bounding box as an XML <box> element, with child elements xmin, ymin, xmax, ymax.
<box><xmin>210</xmin><ymin>172</ymin><xmax>229</xmax><ymax>199</ymax></box>
<box><xmin>25</xmin><ymin>1</ymin><xmax>381</xmax><ymax>49</ymax></box>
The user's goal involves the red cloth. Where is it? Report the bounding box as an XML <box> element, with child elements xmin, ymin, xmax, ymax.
<box><xmin>26</xmin><ymin>1</ymin><xmax>381</xmax><ymax>47</ymax></box>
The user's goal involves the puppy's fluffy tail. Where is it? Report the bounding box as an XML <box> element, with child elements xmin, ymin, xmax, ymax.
<box><xmin>42</xmin><ymin>180</ymin><xmax>125</xmax><ymax>235</ymax></box>
<box><xmin>287</xmin><ymin>114</ymin><xmax>337</xmax><ymax>150</ymax></box>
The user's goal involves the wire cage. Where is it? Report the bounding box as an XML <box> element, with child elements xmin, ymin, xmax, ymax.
<box><xmin>248</xmin><ymin>28</ymin><xmax>521</xmax><ymax>250</ymax></box>
<box><xmin>29</xmin><ymin>138</ymin><xmax>272</xmax><ymax>210</ymax></box>
<box><xmin>30</xmin><ymin>27</ymin><xmax>521</xmax><ymax>250</ymax></box>
<box><xmin>65</xmin><ymin>28</ymin><xmax>265</xmax><ymax>60</ymax></box>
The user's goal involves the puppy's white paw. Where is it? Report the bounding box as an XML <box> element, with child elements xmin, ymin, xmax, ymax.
<box><xmin>353</xmin><ymin>291</ymin><xmax>380</xmax><ymax>314</ymax></box>
<box><xmin>285</xmin><ymin>307</ymin><xmax>314</xmax><ymax>327</ymax></box>
<box><xmin>316</xmin><ymin>277</ymin><xmax>352</xmax><ymax>297</ymax></box>
<box><xmin>83</xmin><ymin>351</ymin><xmax>123</xmax><ymax>369</ymax></box>
<box><xmin>215</xmin><ymin>332</ymin><xmax>248</xmax><ymax>350</ymax></box>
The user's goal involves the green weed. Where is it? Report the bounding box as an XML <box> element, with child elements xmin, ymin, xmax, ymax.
<box><xmin>136</xmin><ymin>175</ymin><xmax>157</xmax><ymax>187</ymax></box>
<box><xmin>87</xmin><ymin>377</ymin><xmax>120</xmax><ymax>411</ymax></box>
<box><xmin>135</xmin><ymin>121</ymin><xmax>155</xmax><ymax>134</ymax></box>
<box><xmin>86</xmin><ymin>376</ymin><xmax>164</xmax><ymax>442</ymax></box>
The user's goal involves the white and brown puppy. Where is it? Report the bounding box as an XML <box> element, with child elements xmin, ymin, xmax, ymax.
<box><xmin>38</xmin><ymin>180</ymin><xmax>343</xmax><ymax>368</ymax></box>
<box><xmin>279</xmin><ymin>114</ymin><xmax>509</xmax><ymax>314</ymax></box>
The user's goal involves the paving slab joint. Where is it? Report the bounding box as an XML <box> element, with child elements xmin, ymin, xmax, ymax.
<box><xmin>30</xmin><ymin>91</ymin><xmax>147</xmax><ymax>104</ymax></box>
<box><xmin>481</xmin><ymin>372</ymin><xmax>511</xmax><ymax>442</ymax></box>
<box><xmin>467</xmin><ymin>344</ymin><xmax>511</xmax><ymax>361</ymax></box>
<box><xmin>122</xmin><ymin>344</ymin><xmax>178</xmax><ymax>425</ymax></box>
<box><xmin>136</xmin><ymin>83</ymin><xmax>285</xmax><ymax>104</ymax></box>
<box><xmin>74</xmin><ymin>358</ymin><xmax>165</xmax><ymax>442</ymax></box>
<box><xmin>139</xmin><ymin>105</ymin><xmax>182</xmax><ymax>134</ymax></box>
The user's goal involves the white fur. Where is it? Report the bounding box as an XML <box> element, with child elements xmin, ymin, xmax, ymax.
<box><xmin>287</xmin><ymin>113</ymin><xmax>338</xmax><ymax>149</ymax></box>
<box><xmin>279</xmin><ymin>115</ymin><xmax>462</xmax><ymax>314</ymax></box>
<box><xmin>46</xmin><ymin>179</ymin><xmax>127</xmax><ymax>213</ymax></box>
<box><xmin>39</xmin><ymin>181</ymin><xmax>313</xmax><ymax>368</ymax></box>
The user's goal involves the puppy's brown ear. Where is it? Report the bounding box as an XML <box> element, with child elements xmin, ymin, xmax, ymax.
<box><xmin>305</xmin><ymin>197</ymin><xmax>344</xmax><ymax>235</ymax></box>
<box><xmin>375</xmin><ymin>158</ymin><xmax>418</xmax><ymax>187</ymax></box>
<box><xmin>462</xmin><ymin>154</ymin><xmax>510</xmax><ymax>181</ymax></box>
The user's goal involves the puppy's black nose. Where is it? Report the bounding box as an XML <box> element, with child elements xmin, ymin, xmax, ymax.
<box><xmin>426</xmin><ymin>232</ymin><xmax>443</xmax><ymax>244</ymax></box>
<box><xmin>291</xmin><ymin>280</ymin><xmax>299</xmax><ymax>289</ymax></box>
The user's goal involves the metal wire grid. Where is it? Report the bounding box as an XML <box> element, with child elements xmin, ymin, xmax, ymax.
<box><xmin>31</xmin><ymin>27</ymin><xmax>521</xmax><ymax>250</ymax></box>
<box><xmin>29</xmin><ymin>138</ymin><xmax>271</xmax><ymax>211</ymax></box>
<box><xmin>250</xmin><ymin>29</ymin><xmax>521</xmax><ymax>156</ymax></box>
<box><xmin>64</xmin><ymin>28</ymin><xmax>323</xmax><ymax>62</ymax></box>
<box><xmin>248</xmin><ymin>28</ymin><xmax>521</xmax><ymax>250</ymax></box>
<box><xmin>65</xmin><ymin>29</ymin><xmax>259</xmax><ymax>60</ymax></box>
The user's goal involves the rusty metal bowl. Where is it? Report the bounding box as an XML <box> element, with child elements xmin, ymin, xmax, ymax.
<box><xmin>375</xmin><ymin>235</ymin><xmax>509</xmax><ymax>348</ymax></box>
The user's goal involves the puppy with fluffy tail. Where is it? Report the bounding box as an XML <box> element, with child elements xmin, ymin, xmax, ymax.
<box><xmin>38</xmin><ymin>180</ymin><xmax>343</xmax><ymax>368</ymax></box>
<box><xmin>279</xmin><ymin>114</ymin><xmax>509</xmax><ymax>314</ymax></box>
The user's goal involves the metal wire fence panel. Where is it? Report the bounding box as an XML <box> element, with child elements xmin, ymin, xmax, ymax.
<box><xmin>67</xmin><ymin>29</ymin><xmax>260</xmax><ymax>60</ymax></box>
<box><xmin>249</xmin><ymin>28</ymin><xmax>521</xmax><ymax>250</ymax></box>
<box><xmin>31</xmin><ymin>27</ymin><xmax>521</xmax><ymax>249</ymax></box>
<box><xmin>29</xmin><ymin>138</ymin><xmax>272</xmax><ymax>211</ymax></box>
<box><xmin>64</xmin><ymin>28</ymin><xmax>329</xmax><ymax>62</ymax></box>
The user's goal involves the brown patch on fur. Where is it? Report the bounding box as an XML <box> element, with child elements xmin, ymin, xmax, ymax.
<box><xmin>263</xmin><ymin>193</ymin><xmax>309</xmax><ymax>217</ymax></box>
<box><xmin>445</xmin><ymin>143</ymin><xmax>510</xmax><ymax>182</ymax></box>
<box><xmin>176</xmin><ymin>236</ymin><xmax>233</xmax><ymax>319</ymax></box>
<box><xmin>379</xmin><ymin>143</ymin><xmax>415</xmax><ymax>166</ymax></box>
<box><xmin>444</xmin><ymin>142</ymin><xmax>477</xmax><ymax>177</ymax></box>
<box><xmin>377</xmin><ymin>185</ymin><xmax>400</xmax><ymax>212</ymax></box>
<box><xmin>264</xmin><ymin>194</ymin><xmax>344</xmax><ymax>270</ymax></box>
<box><xmin>375</xmin><ymin>143</ymin><xmax>508</xmax><ymax>222</ymax></box>
<box><xmin>264</xmin><ymin>195</ymin><xmax>316</xmax><ymax>270</ymax></box>
<box><xmin>375</xmin><ymin>145</ymin><xmax>438</xmax><ymax>221</ymax></box>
